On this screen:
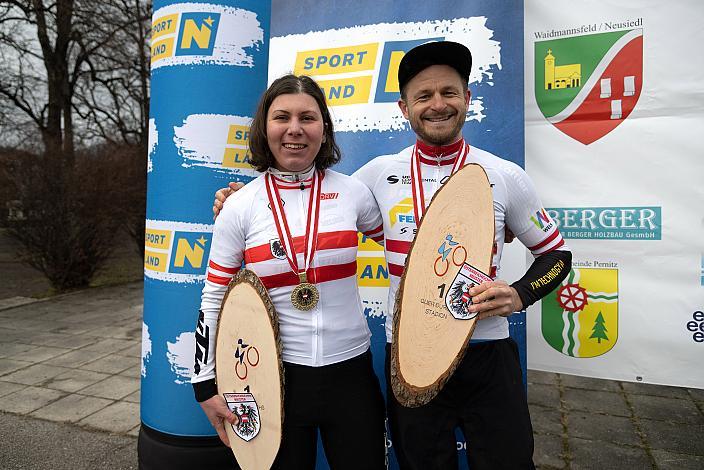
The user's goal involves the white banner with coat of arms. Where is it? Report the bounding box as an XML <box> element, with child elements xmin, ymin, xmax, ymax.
<box><xmin>525</xmin><ymin>0</ymin><xmax>704</xmax><ymax>388</ymax></box>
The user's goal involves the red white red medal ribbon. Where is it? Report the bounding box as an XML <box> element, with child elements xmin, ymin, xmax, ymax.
<box><xmin>264</xmin><ymin>170</ymin><xmax>322</xmax><ymax>284</ymax></box>
<box><xmin>410</xmin><ymin>139</ymin><xmax>470</xmax><ymax>224</ymax></box>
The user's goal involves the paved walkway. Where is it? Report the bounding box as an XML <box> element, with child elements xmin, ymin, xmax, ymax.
<box><xmin>0</xmin><ymin>282</ymin><xmax>702</xmax><ymax>469</ymax></box>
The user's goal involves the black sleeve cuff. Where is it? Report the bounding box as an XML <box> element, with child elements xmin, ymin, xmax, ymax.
<box><xmin>511</xmin><ymin>249</ymin><xmax>572</xmax><ymax>309</ymax></box>
<box><xmin>192</xmin><ymin>379</ymin><xmax>218</xmax><ymax>403</ymax></box>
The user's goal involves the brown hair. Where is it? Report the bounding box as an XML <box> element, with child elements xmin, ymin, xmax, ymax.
<box><xmin>248</xmin><ymin>75</ymin><xmax>341</xmax><ymax>172</ymax></box>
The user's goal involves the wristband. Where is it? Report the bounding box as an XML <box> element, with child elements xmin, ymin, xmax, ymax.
<box><xmin>192</xmin><ymin>378</ymin><xmax>218</xmax><ymax>403</ymax></box>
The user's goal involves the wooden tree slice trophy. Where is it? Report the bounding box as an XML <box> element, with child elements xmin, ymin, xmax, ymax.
<box><xmin>391</xmin><ymin>164</ymin><xmax>495</xmax><ymax>407</ymax></box>
<box><xmin>215</xmin><ymin>269</ymin><xmax>284</xmax><ymax>469</ymax></box>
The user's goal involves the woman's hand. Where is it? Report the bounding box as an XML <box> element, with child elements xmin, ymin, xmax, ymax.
<box><xmin>199</xmin><ymin>394</ymin><xmax>239</xmax><ymax>447</ymax></box>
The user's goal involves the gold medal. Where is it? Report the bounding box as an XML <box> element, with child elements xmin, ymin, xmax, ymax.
<box><xmin>291</xmin><ymin>274</ymin><xmax>319</xmax><ymax>311</ymax></box>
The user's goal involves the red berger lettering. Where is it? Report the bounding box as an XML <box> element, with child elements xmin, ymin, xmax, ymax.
<box><xmin>320</xmin><ymin>193</ymin><xmax>339</xmax><ymax>200</ymax></box>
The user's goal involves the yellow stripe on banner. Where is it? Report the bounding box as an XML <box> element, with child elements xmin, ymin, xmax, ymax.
<box><xmin>317</xmin><ymin>76</ymin><xmax>372</xmax><ymax>106</ymax></box>
<box><xmin>144</xmin><ymin>250</ymin><xmax>168</xmax><ymax>273</ymax></box>
<box><xmin>151</xmin><ymin>38</ymin><xmax>174</xmax><ymax>63</ymax></box>
<box><xmin>151</xmin><ymin>14</ymin><xmax>178</xmax><ymax>40</ymax></box>
<box><xmin>294</xmin><ymin>43</ymin><xmax>379</xmax><ymax>76</ymax></box>
<box><xmin>227</xmin><ymin>125</ymin><xmax>250</xmax><ymax>146</ymax></box>
<box><xmin>357</xmin><ymin>256</ymin><xmax>390</xmax><ymax>287</ymax></box>
<box><xmin>384</xmin><ymin>51</ymin><xmax>405</xmax><ymax>93</ymax></box>
<box><xmin>145</xmin><ymin>229</ymin><xmax>171</xmax><ymax>249</ymax></box>
<box><xmin>222</xmin><ymin>148</ymin><xmax>253</xmax><ymax>169</ymax></box>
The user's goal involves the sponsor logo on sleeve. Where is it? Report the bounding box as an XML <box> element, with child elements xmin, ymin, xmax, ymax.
<box><xmin>533</xmin><ymin>20</ymin><xmax>643</xmax><ymax>144</ymax></box>
<box><xmin>530</xmin><ymin>208</ymin><xmax>555</xmax><ymax>233</ymax></box>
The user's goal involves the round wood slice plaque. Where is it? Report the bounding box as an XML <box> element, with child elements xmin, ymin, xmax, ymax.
<box><xmin>216</xmin><ymin>269</ymin><xmax>284</xmax><ymax>469</ymax></box>
<box><xmin>391</xmin><ymin>163</ymin><xmax>495</xmax><ymax>407</ymax></box>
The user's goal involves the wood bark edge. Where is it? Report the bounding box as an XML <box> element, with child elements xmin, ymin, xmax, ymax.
<box><xmin>390</xmin><ymin>164</ymin><xmax>495</xmax><ymax>408</ymax></box>
<box><xmin>215</xmin><ymin>268</ymin><xmax>285</xmax><ymax>425</ymax></box>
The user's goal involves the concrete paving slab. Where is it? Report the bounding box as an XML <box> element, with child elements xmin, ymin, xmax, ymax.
<box><xmin>0</xmin><ymin>358</ymin><xmax>33</xmax><ymax>376</ymax></box>
<box><xmin>622</xmin><ymin>381</ymin><xmax>691</xmax><ymax>399</ymax></box>
<box><xmin>6</xmin><ymin>320</ymin><xmax>57</xmax><ymax>332</ymax></box>
<box><xmin>0</xmin><ymin>411</ymin><xmax>137</xmax><ymax>470</ymax></box>
<box><xmin>80</xmin><ymin>354</ymin><xmax>135</xmax><ymax>375</ymax></box>
<box><xmin>30</xmin><ymin>393</ymin><xmax>113</xmax><ymax>423</ymax></box>
<box><xmin>43</xmin><ymin>369</ymin><xmax>110</xmax><ymax>393</ymax></box>
<box><xmin>651</xmin><ymin>449</ymin><xmax>704</xmax><ymax>470</ymax></box>
<box><xmin>82</xmin><ymin>338</ymin><xmax>137</xmax><ymax>354</ymax></box>
<box><xmin>118</xmin><ymin>364</ymin><xmax>141</xmax><ymax>378</ymax></box>
<box><xmin>561</xmin><ymin>373</ymin><xmax>622</xmax><ymax>392</ymax></box>
<box><xmin>533</xmin><ymin>432</ymin><xmax>566</xmax><ymax>469</ymax></box>
<box><xmin>527</xmin><ymin>369</ymin><xmax>559</xmax><ymax>386</ymax></box>
<box><xmin>44</xmin><ymin>347</ymin><xmax>111</xmax><ymax>367</ymax></box>
<box><xmin>567</xmin><ymin>411</ymin><xmax>641</xmax><ymax>446</ymax></box>
<box><xmin>40</xmin><ymin>333</ymin><xmax>99</xmax><ymax>350</ymax></box>
<box><xmin>27</xmin><ymin>332</ymin><xmax>76</xmax><ymax>346</ymax></box>
<box><xmin>0</xmin><ymin>342</ymin><xmax>34</xmax><ymax>358</ymax></box>
<box><xmin>85</xmin><ymin>325</ymin><xmax>141</xmax><ymax>340</ymax></box>
<box><xmin>0</xmin><ymin>386</ymin><xmax>66</xmax><ymax>414</ymax></box>
<box><xmin>1</xmin><ymin>363</ymin><xmax>72</xmax><ymax>386</ymax></box>
<box><xmin>117</xmin><ymin>340</ymin><xmax>142</xmax><ymax>357</ymax></box>
<box><xmin>0</xmin><ymin>327</ymin><xmax>28</xmax><ymax>342</ymax></box>
<box><xmin>79</xmin><ymin>375</ymin><xmax>140</xmax><ymax>400</ymax></box>
<box><xmin>639</xmin><ymin>418</ymin><xmax>704</xmax><ymax>455</ymax></box>
<box><xmin>563</xmin><ymin>388</ymin><xmax>631</xmax><ymax>417</ymax></box>
<box><xmin>628</xmin><ymin>394</ymin><xmax>704</xmax><ymax>424</ymax></box>
<box><xmin>568</xmin><ymin>436</ymin><xmax>652</xmax><ymax>469</ymax></box>
<box><xmin>123</xmin><ymin>390</ymin><xmax>140</xmax><ymax>404</ymax></box>
<box><xmin>9</xmin><ymin>345</ymin><xmax>72</xmax><ymax>363</ymax></box>
<box><xmin>46</xmin><ymin>322</ymin><xmax>101</xmax><ymax>336</ymax></box>
<box><xmin>528</xmin><ymin>382</ymin><xmax>561</xmax><ymax>409</ymax></box>
<box><xmin>0</xmin><ymin>381</ymin><xmax>27</xmax><ymax>398</ymax></box>
<box><xmin>529</xmin><ymin>405</ymin><xmax>563</xmax><ymax>436</ymax></box>
<box><xmin>79</xmin><ymin>401</ymin><xmax>140</xmax><ymax>434</ymax></box>
<box><xmin>688</xmin><ymin>388</ymin><xmax>704</xmax><ymax>401</ymax></box>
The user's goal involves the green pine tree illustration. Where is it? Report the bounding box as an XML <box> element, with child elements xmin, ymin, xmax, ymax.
<box><xmin>589</xmin><ymin>311</ymin><xmax>609</xmax><ymax>343</ymax></box>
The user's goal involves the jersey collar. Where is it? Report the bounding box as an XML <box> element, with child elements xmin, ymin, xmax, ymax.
<box><xmin>416</xmin><ymin>138</ymin><xmax>465</xmax><ymax>166</ymax></box>
<box><xmin>268</xmin><ymin>164</ymin><xmax>317</xmax><ymax>189</ymax></box>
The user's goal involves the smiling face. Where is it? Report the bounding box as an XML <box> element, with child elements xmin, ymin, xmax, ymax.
<box><xmin>266</xmin><ymin>92</ymin><xmax>325</xmax><ymax>172</ymax></box>
<box><xmin>398</xmin><ymin>64</ymin><xmax>470</xmax><ymax>146</ymax></box>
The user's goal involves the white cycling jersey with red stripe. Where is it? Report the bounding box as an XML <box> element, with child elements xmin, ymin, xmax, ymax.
<box><xmin>353</xmin><ymin>142</ymin><xmax>569</xmax><ymax>343</ymax></box>
<box><xmin>193</xmin><ymin>168</ymin><xmax>384</xmax><ymax>384</ymax></box>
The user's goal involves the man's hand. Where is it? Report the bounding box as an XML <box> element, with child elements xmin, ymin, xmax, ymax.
<box><xmin>213</xmin><ymin>182</ymin><xmax>244</xmax><ymax>220</ymax></box>
<box><xmin>468</xmin><ymin>280</ymin><xmax>523</xmax><ymax>320</ymax></box>
<box><xmin>199</xmin><ymin>394</ymin><xmax>238</xmax><ymax>447</ymax></box>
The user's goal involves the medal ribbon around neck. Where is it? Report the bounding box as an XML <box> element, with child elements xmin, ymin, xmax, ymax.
<box><xmin>265</xmin><ymin>170</ymin><xmax>322</xmax><ymax>308</ymax></box>
<box><xmin>410</xmin><ymin>139</ymin><xmax>470</xmax><ymax>224</ymax></box>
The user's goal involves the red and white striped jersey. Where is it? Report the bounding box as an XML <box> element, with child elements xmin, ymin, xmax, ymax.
<box><xmin>353</xmin><ymin>142</ymin><xmax>568</xmax><ymax>343</ymax></box>
<box><xmin>193</xmin><ymin>168</ymin><xmax>384</xmax><ymax>385</ymax></box>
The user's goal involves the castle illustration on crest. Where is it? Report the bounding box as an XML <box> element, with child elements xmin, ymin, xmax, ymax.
<box><xmin>544</xmin><ymin>49</ymin><xmax>581</xmax><ymax>90</ymax></box>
